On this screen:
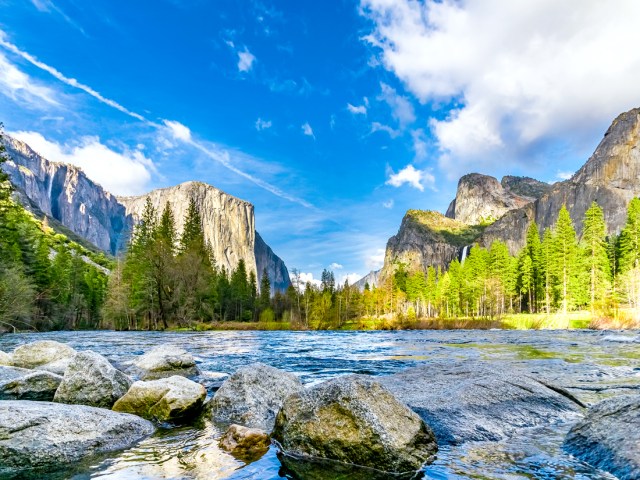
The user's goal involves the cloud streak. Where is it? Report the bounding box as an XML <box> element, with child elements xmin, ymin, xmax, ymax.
<box><xmin>0</xmin><ymin>31</ymin><xmax>313</xmax><ymax>208</ymax></box>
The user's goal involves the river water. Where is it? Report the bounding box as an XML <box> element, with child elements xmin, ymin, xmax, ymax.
<box><xmin>2</xmin><ymin>329</ymin><xmax>639</xmax><ymax>479</ymax></box>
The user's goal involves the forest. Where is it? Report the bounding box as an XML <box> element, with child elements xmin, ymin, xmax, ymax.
<box><xmin>2</xmin><ymin>131</ymin><xmax>640</xmax><ymax>331</ymax></box>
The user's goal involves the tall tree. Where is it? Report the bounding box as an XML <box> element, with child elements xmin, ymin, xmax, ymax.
<box><xmin>580</xmin><ymin>201</ymin><xmax>610</xmax><ymax>312</ymax></box>
<box><xmin>259</xmin><ymin>267</ymin><xmax>271</xmax><ymax>310</ymax></box>
<box><xmin>553</xmin><ymin>205</ymin><xmax>579</xmax><ymax>314</ymax></box>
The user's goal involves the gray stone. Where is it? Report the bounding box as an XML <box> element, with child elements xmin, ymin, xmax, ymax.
<box><xmin>219</xmin><ymin>424</ymin><xmax>271</xmax><ymax>459</ymax></box>
<box><xmin>0</xmin><ymin>365</ymin><xmax>62</xmax><ymax>400</ymax></box>
<box><xmin>0</xmin><ymin>350</ymin><xmax>11</xmax><ymax>366</ymax></box>
<box><xmin>11</xmin><ymin>340</ymin><xmax>76</xmax><ymax>370</ymax></box>
<box><xmin>379</xmin><ymin>361</ymin><xmax>583</xmax><ymax>445</ymax></box>
<box><xmin>272</xmin><ymin>375</ymin><xmax>437</xmax><ymax>475</ymax></box>
<box><xmin>564</xmin><ymin>395</ymin><xmax>640</xmax><ymax>480</ymax></box>
<box><xmin>54</xmin><ymin>351</ymin><xmax>132</xmax><ymax>408</ymax></box>
<box><xmin>211</xmin><ymin>362</ymin><xmax>303</xmax><ymax>432</ymax></box>
<box><xmin>113</xmin><ymin>375</ymin><xmax>206</xmax><ymax>422</ymax></box>
<box><xmin>0</xmin><ymin>400</ymin><xmax>154</xmax><ymax>477</ymax></box>
<box><xmin>131</xmin><ymin>345</ymin><xmax>199</xmax><ymax>380</ymax></box>
<box><xmin>34</xmin><ymin>356</ymin><xmax>73</xmax><ymax>376</ymax></box>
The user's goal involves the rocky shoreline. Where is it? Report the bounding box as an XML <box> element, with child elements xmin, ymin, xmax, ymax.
<box><xmin>0</xmin><ymin>339</ymin><xmax>638</xmax><ymax>479</ymax></box>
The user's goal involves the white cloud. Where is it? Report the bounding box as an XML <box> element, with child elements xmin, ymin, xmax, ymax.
<box><xmin>386</xmin><ymin>164</ymin><xmax>434</xmax><ymax>191</ymax></box>
<box><xmin>237</xmin><ymin>48</ymin><xmax>256</xmax><ymax>73</ymax></box>
<box><xmin>329</xmin><ymin>262</ymin><xmax>343</xmax><ymax>270</ymax></box>
<box><xmin>339</xmin><ymin>273</ymin><xmax>362</xmax><ymax>285</ymax></box>
<box><xmin>556</xmin><ymin>171</ymin><xmax>574</xmax><ymax>180</ymax></box>
<box><xmin>382</xmin><ymin>199</ymin><xmax>394</xmax><ymax>209</ymax></box>
<box><xmin>301</xmin><ymin>122</ymin><xmax>315</xmax><ymax>138</ymax></box>
<box><xmin>361</xmin><ymin>0</ymin><xmax>640</xmax><ymax>177</ymax></box>
<box><xmin>297</xmin><ymin>272</ymin><xmax>321</xmax><ymax>288</ymax></box>
<box><xmin>366</xmin><ymin>248</ymin><xmax>386</xmax><ymax>270</ymax></box>
<box><xmin>11</xmin><ymin>131</ymin><xmax>154</xmax><ymax>195</ymax></box>
<box><xmin>0</xmin><ymin>52</ymin><xmax>59</xmax><ymax>108</ymax></box>
<box><xmin>163</xmin><ymin>120</ymin><xmax>191</xmax><ymax>141</ymax></box>
<box><xmin>371</xmin><ymin>121</ymin><xmax>400</xmax><ymax>138</ymax></box>
<box><xmin>255</xmin><ymin>118</ymin><xmax>272</xmax><ymax>131</ymax></box>
<box><xmin>378</xmin><ymin>82</ymin><xmax>415</xmax><ymax>127</ymax></box>
<box><xmin>411</xmin><ymin>129</ymin><xmax>428</xmax><ymax>160</ymax></box>
<box><xmin>347</xmin><ymin>103</ymin><xmax>367</xmax><ymax>115</ymax></box>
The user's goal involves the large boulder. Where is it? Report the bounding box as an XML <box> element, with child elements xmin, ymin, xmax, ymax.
<box><xmin>564</xmin><ymin>395</ymin><xmax>640</xmax><ymax>480</ymax></box>
<box><xmin>272</xmin><ymin>375</ymin><xmax>437</xmax><ymax>475</ymax></box>
<box><xmin>11</xmin><ymin>340</ymin><xmax>76</xmax><ymax>375</ymax></box>
<box><xmin>379</xmin><ymin>361</ymin><xmax>583</xmax><ymax>445</ymax></box>
<box><xmin>113</xmin><ymin>375</ymin><xmax>206</xmax><ymax>422</ymax></box>
<box><xmin>210</xmin><ymin>363</ymin><xmax>303</xmax><ymax>432</ymax></box>
<box><xmin>0</xmin><ymin>400</ymin><xmax>154</xmax><ymax>478</ymax></box>
<box><xmin>219</xmin><ymin>424</ymin><xmax>271</xmax><ymax>459</ymax></box>
<box><xmin>130</xmin><ymin>345</ymin><xmax>198</xmax><ymax>380</ymax></box>
<box><xmin>0</xmin><ymin>365</ymin><xmax>62</xmax><ymax>401</ymax></box>
<box><xmin>54</xmin><ymin>351</ymin><xmax>132</xmax><ymax>408</ymax></box>
<box><xmin>0</xmin><ymin>351</ymin><xmax>11</xmax><ymax>366</ymax></box>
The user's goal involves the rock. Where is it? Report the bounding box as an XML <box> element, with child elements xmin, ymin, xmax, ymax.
<box><xmin>219</xmin><ymin>424</ymin><xmax>271</xmax><ymax>459</ymax></box>
<box><xmin>131</xmin><ymin>345</ymin><xmax>199</xmax><ymax>380</ymax></box>
<box><xmin>564</xmin><ymin>395</ymin><xmax>640</xmax><ymax>480</ymax></box>
<box><xmin>255</xmin><ymin>231</ymin><xmax>291</xmax><ymax>292</ymax></box>
<box><xmin>0</xmin><ymin>351</ymin><xmax>11</xmax><ymax>366</ymax></box>
<box><xmin>0</xmin><ymin>365</ymin><xmax>62</xmax><ymax>400</ymax></box>
<box><xmin>34</xmin><ymin>356</ymin><xmax>73</xmax><ymax>376</ymax></box>
<box><xmin>379</xmin><ymin>361</ymin><xmax>583</xmax><ymax>445</ymax></box>
<box><xmin>210</xmin><ymin>362</ymin><xmax>303</xmax><ymax>432</ymax></box>
<box><xmin>54</xmin><ymin>351</ymin><xmax>132</xmax><ymax>408</ymax></box>
<box><xmin>272</xmin><ymin>375</ymin><xmax>437</xmax><ymax>475</ymax></box>
<box><xmin>0</xmin><ymin>400</ymin><xmax>154</xmax><ymax>477</ymax></box>
<box><xmin>113</xmin><ymin>375</ymin><xmax>206</xmax><ymax>422</ymax></box>
<box><xmin>11</xmin><ymin>340</ymin><xmax>76</xmax><ymax>370</ymax></box>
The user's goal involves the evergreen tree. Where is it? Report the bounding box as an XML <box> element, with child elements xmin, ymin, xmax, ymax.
<box><xmin>618</xmin><ymin>197</ymin><xmax>640</xmax><ymax>273</ymax></box>
<box><xmin>553</xmin><ymin>205</ymin><xmax>579</xmax><ymax>314</ymax></box>
<box><xmin>259</xmin><ymin>268</ymin><xmax>271</xmax><ymax>309</ymax></box>
<box><xmin>540</xmin><ymin>228</ymin><xmax>554</xmax><ymax>313</ymax></box>
<box><xmin>524</xmin><ymin>222</ymin><xmax>542</xmax><ymax>311</ymax></box>
<box><xmin>580</xmin><ymin>201</ymin><xmax>610</xmax><ymax>312</ymax></box>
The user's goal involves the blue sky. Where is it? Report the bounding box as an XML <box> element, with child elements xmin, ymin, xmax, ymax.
<box><xmin>1</xmin><ymin>0</ymin><xmax>640</xmax><ymax>285</ymax></box>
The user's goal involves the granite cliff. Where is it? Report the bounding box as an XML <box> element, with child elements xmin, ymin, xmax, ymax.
<box><xmin>1</xmin><ymin>135</ymin><xmax>290</xmax><ymax>290</ymax></box>
<box><xmin>379</xmin><ymin>107</ymin><xmax>640</xmax><ymax>280</ymax></box>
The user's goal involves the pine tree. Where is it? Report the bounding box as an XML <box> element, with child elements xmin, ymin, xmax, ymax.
<box><xmin>524</xmin><ymin>222</ymin><xmax>542</xmax><ymax>311</ymax></box>
<box><xmin>0</xmin><ymin>124</ymin><xmax>12</xmax><ymax>202</ymax></box>
<box><xmin>540</xmin><ymin>228</ymin><xmax>554</xmax><ymax>313</ymax></box>
<box><xmin>259</xmin><ymin>267</ymin><xmax>271</xmax><ymax>310</ymax></box>
<box><xmin>619</xmin><ymin>197</ymin><xmax>640</xmax><ymax>273</ymax></box>
<box><xmin>553</xmin><ymin>205</ymin><xmax>579</xmax><ymax>314</ymax></box>
<box><xmin>580</xmin><ymin>201</ymin><xmax>610</xmax><ymax>313</ymax></box>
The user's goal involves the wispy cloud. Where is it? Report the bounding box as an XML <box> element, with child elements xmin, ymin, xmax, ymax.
<box><xmin>31</xmin><ymin>0</ymin><xmax>87</xmax><ymax>36</ymax></box>
<box><xmin>301</xmin><ymin>122</ymin><xmax>315</xmax><ymax>139</ymax></box>
<box><xmin>255</xmin><ymin>118</ymin><xmax>272</xmax><ymax>131</ymax></box>
<box><xmin>347</xmin><ymin>103</ymin><xmax>367</xmax><ymax>115</ymax></box>
<box><xmin>378</xmin><ymin>82</ymin><xmax>415</xmax><ymax>127</ymax></box>
<box><xmin>0</xmin><ymin>52</ymin><xmax>60</xmax><ymax>107</ymax></box>
<box><xmin>329</xmin><ymin>262</ymin><xmax>343</xmax><ymax>270</ymax></box>
<box><xmin>0</xmin><ymin>31</ymin><xmax>313</xmax><ymax>208</ymax></box>
<box><xmin>382</xmin><ymin>199</ymin><xmax>394</xmax><ymax>209</ymax></box>
<box><xmin>237</xmin><ymin>48</ymin><xmax>256</xmax><ymax>73</ymax></box>
<box><xmin>371</xmin><ymin>121</ymin><xmax>400</xmax><ymax>138</ymax></box>
<box><xmin>556</xmin><ymin>171</ymin><xmax>573</xmax><ymax>180</ymax></box>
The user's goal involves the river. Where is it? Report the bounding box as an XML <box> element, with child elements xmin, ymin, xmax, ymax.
<box><xmin>2</xmin><ymin>329</ymin><xmax>638</xmax><ymax>479</ymax></box>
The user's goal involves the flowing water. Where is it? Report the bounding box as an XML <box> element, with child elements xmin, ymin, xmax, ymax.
<box><xmin>2</xmin><ymin>329</ymin><xmax>639</xmax><ymax>479</ymax></box>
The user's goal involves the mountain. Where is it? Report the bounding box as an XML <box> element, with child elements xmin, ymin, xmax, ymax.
<box><xmin>1</xmin><ymin>135</ymin><xmax>290</xmax><ymax>291</ymax></box>
<box><xmin>354</xmin><ymin>269</ymin><xmax>381</xmax><ymax>290</ymax></box>
<box><xmin>380</xmin><ymin>107</ymin><xmax>640</xmax><ymax>278</ymax></box>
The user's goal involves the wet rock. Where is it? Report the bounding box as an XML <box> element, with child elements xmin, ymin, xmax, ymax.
<box><xmin>0</xmin><ymin>351</ymin><xmax>11</xmax><ymax>366</ymax></box>
<box><xmin>564</xmin><ymin>395</ymin><xmax>640</xmax><ymax>480</ymax></box>
<box><xmin>210</xmin><ymin>362</ymin><xmax>302</xmax><ymax>432</ymax></box>
<box><xmin>54</xmin><ymin>351</ymin><xmax>132</xmax><ymax>408</ymax></box>
<box><xmin>0</xmin><ymin>400</ymin><xmax>154</xmax><ymax>478</ymax></box>
<box><xmin>131</xmin><ymin>345</ymin><xmax>199</xmax><ymax>380</ymax></box>
<box><xmin>272</xmin><ymin>375</ymin><xmax>437</xmax><ymax>475</ymax></box>
<box><xmin>219</xmin><ymin>424</ymin><xmax>270</xmax><ymax>459</ymax></box>
<box><xmin>0</xmin><ymin>365</ymin><xmax>62</xmax><ymax>400</ymax></box>
<box><xmin>11</xmin><ymin>340</ymin><xmax>76</xmax><ymax>373</ymax></box>
<box><xmin>113</xmin><ymin>375</ymin><xmax>206</xmax><ymax>422</ymax></box>
<box><xmin>379</xmin><ymin>361</ymin><xmax>583</xmax><ymax>445</ymax></box>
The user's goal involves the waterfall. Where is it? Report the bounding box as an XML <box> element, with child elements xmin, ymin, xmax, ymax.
<box><xmin>459</xmin><ymin>245</ymin><xmax>470</xmax><ymax>264</ymax></box>
<box><xmin>47</xmin><ymin>171</ymin><xmax>54</xmax><ymax>200</ymax></box>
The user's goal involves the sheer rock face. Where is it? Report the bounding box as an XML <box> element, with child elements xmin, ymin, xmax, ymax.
<box><xmin>445</xmin><ymin>173</ymin><xmax>543</xmax><ymax>225</ymax></box>
<box><xmin>481</xmin><ymin>108</ymin><xmax>640</xmax><ymax>253</ymax></box>
<box><xmin>2</xmin><ymin>135</ymin><xmax>290</xmax><ymax>289</ymax></box>
<box><xmin>2</xmin><ymin>136</ymin><xmax>129</xmax><ymax>254</ymax></box>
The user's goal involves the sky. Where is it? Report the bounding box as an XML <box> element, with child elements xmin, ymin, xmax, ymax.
<box><xmin>1</xmin><ymin>0</ymin><xmax>640</xmax><ymax>286</ymax></box>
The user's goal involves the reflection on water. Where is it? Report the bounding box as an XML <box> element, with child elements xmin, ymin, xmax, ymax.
<box><xmin>1</xmin><ymin>329</ymin><xmax>637</xmax><ymax>479</ymax></box>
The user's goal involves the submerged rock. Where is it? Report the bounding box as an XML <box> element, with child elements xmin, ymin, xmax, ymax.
<box><xmin>272</xmin><ymin>375</ymin><xmax>437</xmax><ymax>475</ymax></box>
<box><xmin>564</xmin><ymin>395</ymin><xmax>640</xmax><ymax>480</ymax></box>
<box><xmin>210</xmin><ymin>362</ymin><xmax>303</xmax><ymax>432</ymax></box>
<box><xmin>54</xmin><ymin>351</ymin><xmax>132</xmax><ymax>408</ymax></box>
<box><xmin>11</xmin><ymin>340</ymin><xmax>76</xmax><ymax>373</ymax></box>
<box><xmin>0</xmin><ymin>400</ymin><xmax>154</xmax><ymax>477</ymax></box>
<box><xmin>0</xmin><ymin>351</ymin><xmax>11</xmax><ymax>366</ymax></box>
<box><xmin>219</xmin><ymin>424</ymin><xmax>271</xmax><ymax>459</ymax></box>
<box><xmin>131</xmin><ymin>345</ymin><xmax>199</xmax><ymax>380</ymax></box>
<box><xmin>379</xmin><ymin>361</ymin><xmax>583</xmax><ymax>445</ymax></box>
<box><xmin>113</xmin><ymin>375</ymin><xmax>206</xmax><ymax>422</ymax></box>
<box><xmin>0</xmin><ymin>365</ymin><xmax>62</xmax><ymax>401</ymax></box>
